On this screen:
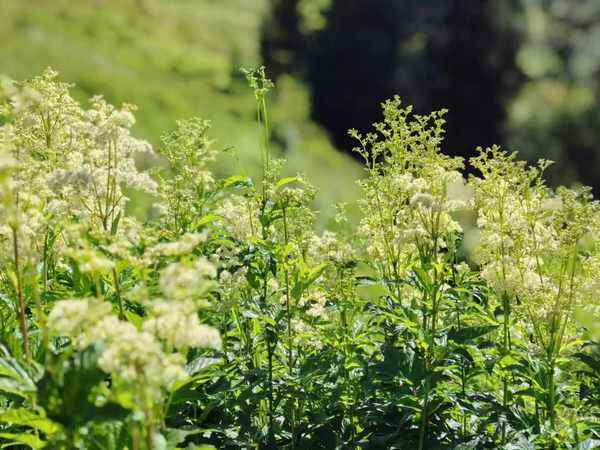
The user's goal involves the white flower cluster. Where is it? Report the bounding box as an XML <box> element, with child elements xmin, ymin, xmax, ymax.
<box><xmin>154</xmin><ymin>117</ymin><xmax>217</xmax><ymax>233</ymax></box>
<box><xmin>66</xmin><ymin>247</ymin><xmax>115</xmax><ymax>274</ymax></box>
<box><xmin>218</xmin><ymin>266</ymin><xmax>249</xmax><ymax>307</ymax></box>
<box><xmin>48</xmin><ymin>294</ymin><xmax>220</xmax><ymax>396</ymax></box>
<box><xmin>302</xmin><ymin>290</ymin><xmax>328</xmax><ymax>318</ymax></box>
<box><xmin>1</xmin><ymin>69</ymin><xmax>157</xmax><ymax>236</ymax></box>
<box><xmin>358</xmin><ymin>167</ymin><xmax>467</xmax><ymax>267</ymax></box>
<box><xmin>215</xmin><ymin>195</ymin><xmax>259</xmax><ymax>239</ymax></box>
<box><xmin>97</xmin><ymin>316</ymin><xmax>187</xmax><ymax>390</ymax></box>
<box><xmin>307</xmin><ymin>231</ymin><xmax>355</xmax><ymax>265</ymax></box>
<box><xmin>143</xmin><ymin>300</ymin><xmax>221</xmax><ymax>350</ymax></box>
<box><xmin>47</xmin><ymin>298</ymin><xmax>113</xmax><ymax>347</ymax></box>
<box><xmin>471</xmin><ymin>148</ymin><xmax>600</xmax><ymax>348</ymax></box>
<box><xmin>144</xmin><ymin>232</ymin><xmax>207</xmax><ymax>260</ymax></box>
<box><xmin>159</xmin><ymin>257</ymin><xmax>217</xmax><ymax>300</ymax></box>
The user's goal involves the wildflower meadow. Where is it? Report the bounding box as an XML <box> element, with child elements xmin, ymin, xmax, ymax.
<box><xmin>0</xmin><ymin>68</ymin><xmax>599</xmax><ymax>449</ymax></box>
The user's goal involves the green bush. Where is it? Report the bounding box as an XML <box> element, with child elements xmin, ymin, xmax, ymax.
<box><xmin>0</xmin><ymin>69</ymin><xmax>598</xmax><ymax>449</ymax></box>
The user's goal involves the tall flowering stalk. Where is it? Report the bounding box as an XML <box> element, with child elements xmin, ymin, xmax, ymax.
<box><xmin>470</xmin><ymin>146</ymin><xmax>550</xmax><ymax>442</ymax></box>
<box><xmin>352</xmin><ymin>98</ymin><xmax>472</xmax><ymax>449</ymax></box>
<box><xmin>0</xmin><ymin>137</ymin><xmax>31</xmax><ymax>359</ymax></box>
<box><xmin>154</xmin><ymin>117</ymin><xmax>215</xmax><ymax>235</ymax></box>
<box><xmin>518</xmin><ymin>186</ymin><xmax>598</xmax><ymax>443</ymax></box>
<box><xmin>243</xmin><ymin>67</ymin><xmax>274</xmax><ymax>196</ymax></box>
<box><xmin>471</xmin><ymin>147</ymin><xmax>600</xmax><ymax>445</ymax></box>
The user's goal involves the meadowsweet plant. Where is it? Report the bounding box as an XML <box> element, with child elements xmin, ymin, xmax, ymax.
<box><xmin>469</xmin><ymin>147</ymin><xmax>551</xmax><ymax>444</ymax></box>
<box><xmin>0</xmin><ymin>69</ymin><xmax>599</xmax><ymax>450</ymax></box>
<box><xmin>471</xmin><ymin>148</ymin><xmax>600</xmax><ymax>446</ymax></box>
<box><xmin>154</xmin><ymin>117</ymin><xmax>215</xmax><ymax>235</ymax></box>
<box><xmin>350</xmin><ymin>99</ymin><xmax>476</xmax><ymax>448</ymax></box>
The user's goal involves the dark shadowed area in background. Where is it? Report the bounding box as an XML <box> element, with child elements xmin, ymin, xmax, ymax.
<box><xmin>262</xmin><ymin>0</ymin><xmax>600</xmax><ymax>193</ymax></box>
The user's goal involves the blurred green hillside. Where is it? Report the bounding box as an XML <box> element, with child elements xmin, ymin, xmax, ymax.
<box><xmin>0</xmin><ymin>0</ymin><xmax>362</xmax><ymax>223</ymax></box>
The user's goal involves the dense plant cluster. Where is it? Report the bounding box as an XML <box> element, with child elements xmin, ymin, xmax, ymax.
<box><xmin>0</xmin><ymin>69</ymin><xmax>599</xmax><ymax>449</ymax></box>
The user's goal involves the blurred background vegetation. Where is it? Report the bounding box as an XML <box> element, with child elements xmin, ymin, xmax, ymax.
<box><xmin>2</xmin><ymin>0</ymin><xmax>600</xmax><ymax>215</ymax></box>
<box><xmin>0</xmin><ymin>0</ymin><xmax>363</xmax><ymax>225</ymax></box>
<box><xmin>264</xmin><ymin>0</ymin><xmax>600</xmax><ymax>192</ymax></box>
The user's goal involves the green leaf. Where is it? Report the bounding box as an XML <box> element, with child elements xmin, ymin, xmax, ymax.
<box><xmin>413</xmin><ymin>267</ymin><xmax>433</xmax><ymax>290</ymax></box>
<box><xmin>110</xmin><ymin>211</ymin><xmax>122</xmax><ymax>235</ymax></box>
<box><xmin>275</xmin><ymin>176</ymin><xmax>300</xmax><ymax>190</ymax></box>
<box><xmin>0</xmin><ymin>408</ymin><xmax>59</xmax><ymax>435</ymax></box>
<box><xmin>574</xmin><ymin>352</ymin><xmax>600</xmax><ymax>375</ymax></box>
<box><xmin>124</xmin><ymin>310</ymin><xmax>143</xmax><ymax>329</ymax></box>
<box><xmin>84</xmin><ymin>421</ymin><xmax>130</xmax><ymax>450</ymax></box>
<box><xmin>577</xmin><ymin>439</ymin><xmax>600</xmax><ymax>450</ymax></box>
<box><xmin>169</xmin><ymin>361</ymin><xmax>221</xmax><ymax>402</ymax></box>
<box><xmin>448</xmin><ymin>325</ymin><xmax>498</xmax><ymax>343</ymax></box>
<box><xmin>356</xmin><ymin>282</ymin><xmax>390</xmax><ymax>301</ymax></box>
<box><xmin>194</xmin><ymin>213</ymin><xmax>219</xmax><ymax>228</ymax></box>
<box><xmin>0</xmin><ymin>432</ymin><xmax>44</xmax><ymax>449</ymax></box>
<box><xmin>165</xmin><ymin>428</ymin><xmax>208</xmax><ymax>448</ymax></box>
<box><xmin>223</xmin><ymin>175</ymin><xmax>252</xmax><ymax>189</ymax></box>
<box><xmin>0</xmin><ymin>349</ymin><xmax>40</xmax><ymax>398</ymax></box>
<box><xmin>37</xmin><ymin>346</ymin><xmax>130</xmax><ymax>430</ymax></box>
<box><xmin>291</xmin><ymin>262</ymin><xmax>326</xmax><ymax>300</ymax></box>
<box><xmin>185</xmin><ymin>357</ymin><xmax>220</xmax><ymax>376</ymax></box>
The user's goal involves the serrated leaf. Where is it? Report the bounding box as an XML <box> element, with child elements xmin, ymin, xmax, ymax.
<box><xmin>275</xmin><ymin>176</ymin><xmax>300</xmax><ymax>190</ymax></box>
<box><xmin>0</xmin><ymin>408</ymin><xmax>59</xmax><ymax>435</ymax></box>
<box><xmin>37</xmin><ymin>346</ymin><xmax>130</xmax><ymax>430</ymax></box>
<box><xmin>165</xmin><ymin>428</ymin><xmax>208</xmax><ymax>448</ymax></box>
<box><xmin>223</xmin><ymin>175</ymin><xmax>252</xmax><ymax>189</ymax></box>
<box><xmin>185</xmin><ymin>357</ymin><xmax>220</xmax><ymax>376</ymax></box>
<box><xmin>577</xmin><ymin>439</ymin><xmax>600</xmax><ymax>450</ymax></box>
<box><xmin>195</xmin><ymin>213</ymin><xmax>219</xmax><ymax>228</ymax></box>
<box><xmin>0</xmin><ymin>431</ymin><xmax>44</xmax><ymax>449</ymax></box>
<box><xmin>449</xmin><ymin>325</ymin><xmax>498</xmax><ymax>343</ymax></box>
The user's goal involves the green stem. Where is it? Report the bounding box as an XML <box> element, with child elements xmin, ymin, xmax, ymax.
<box><xmin>267</xmin><ymin>332</ymin><xmax>275</xmax><ymax>446</ymax></box>
<box><xmin>418</xmin><ymin>373</ymin><xmax>430</xmax><ymax>450</ymax></box>
<box><xmin>42</xmin><ymin>227</ymin><xmax>50</xmax><ymax>293</ymax></box>
<box><xmin>282</xmin><ymin>206</ymin><xmax>293</xmax><ymax>373</ymax></box>
<box><xmin>501</xmin><ymin>292</ymin><xmax>511</xmax><ymax>444</ymax></box>
<box><xmin>112</xmin><ymin>267</ymin><xmax>124</xmax><ymax>319</ymax></box>
<box><xmin>456</xmin><ymin>295</ymin><xmax>468</xmax><ymax>438</ymax></box>
<box><xmin>282</xmin><ymin>206</ymin><xmax>296</xmax><ymax>449</ymax></box>
<box><xmin>261</xmin><ymin>267</ymin><xmax>275</xmax><ymax>446</ymax></box>
<box><xmin>548</xmin><ymin>356</ymin><xmax>556</xmax><ymax>430</ymax></box>
<box><xmin>11</xmin><ymin>225</ymin><xmax>30</xmax><ymax>360</ymax></box>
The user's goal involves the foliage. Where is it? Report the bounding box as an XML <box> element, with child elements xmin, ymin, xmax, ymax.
<box><xmin>507</xmin><ymin>0</ymin><xmax>600</xmax><ymax>191</ymax></box>
<box><xmin>0</xmin><ymin>0</ymin><xmax>362</xmax><ymax>225</ymax></box>
<box><xmin>263</xmin><ymin>0</ymin><xmax>600</xmax><ymax>196</ymax></box>
<box><xmin>262</xmin><ymin>0</ymin><xmax>522</xmax><ymax>169</ymax></box>
<box><xmin>0</xmin><ymin>69</ymin><xmax>599</xmax><ymax>450</ymax></box>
